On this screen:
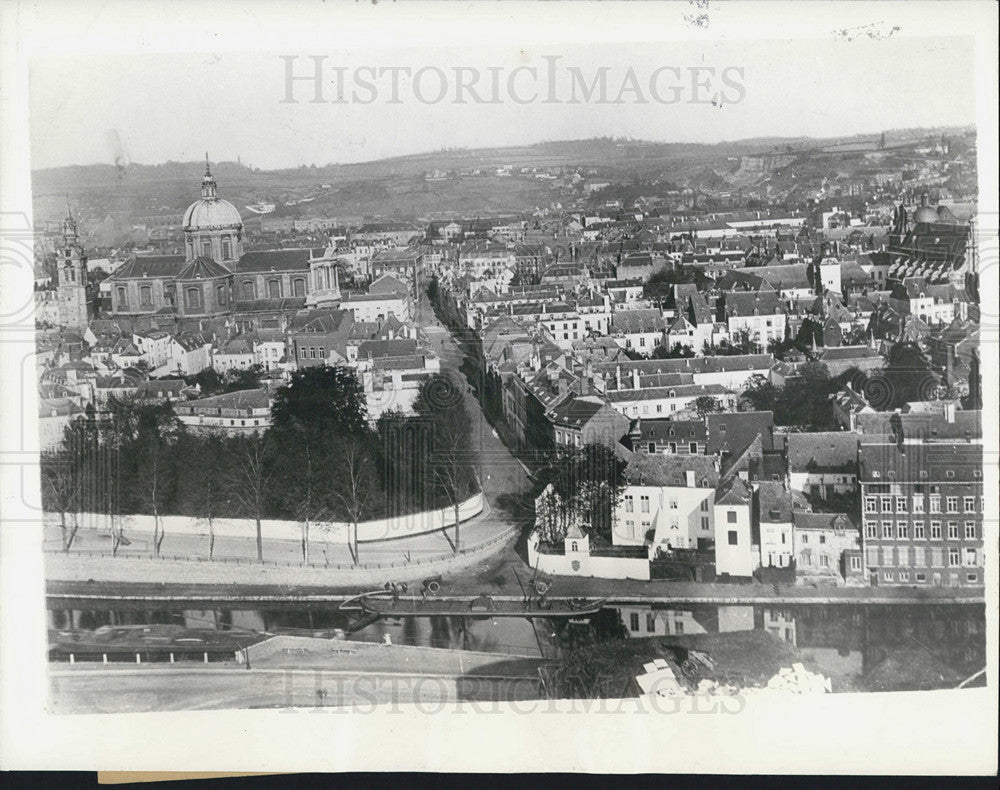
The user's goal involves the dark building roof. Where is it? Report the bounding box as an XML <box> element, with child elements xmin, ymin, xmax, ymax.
<box><xmin>110</xmin><ymin>255</ymin><xmax>185</xmax><ymax>280</ymax></box>
<box><xmin>636</xmin><ymin>418</ymin><xmax>706</xmax><ymax>443</ymax></box>
<box><xmin>235</xmin><ymin>249</ymin><xmax>312</xmax><ymax>273</ymax></box>
<box><xmin>288</xmin><ymin>308</ymin><xmax>350</xmax><ymax>334</ymax></box>
<box><xmin>858</xmin><ymin>442</ymin><xmax>983</xmax><ymax>483</ymax></box>
<box><xmin>785</xmin><ymin>431</ymin><xmax>858</xmax><ymax>472</ymax></box>
<box><xmin>623</xmin><ymin>453</ymin><xmax>720</xmax><ymax>488</ymax></box>
<box><xmin>706</xmin><ymin>411</ymin><xmax>775</xmax><ymax>456</ymax></box>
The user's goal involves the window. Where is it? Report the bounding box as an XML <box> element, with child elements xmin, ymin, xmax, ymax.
<box><xmin>947</xmin><ymin>521</ymin><xmax>959</xmax><ymax>540</ymax></box>
<box><xmin>116</xmin><ymin>287</ymin><xmax>127</xmax><ymax>309</ymax></box>
<box><xmin>895</xmin><ymin>496</ymin><xmax>907</xmax><ymax>513</ymax></box>
<box><xmin>912</xmin><ymin>496</ymin><xmax>925</xmax><ymax>514</ymax></box>
<box><xmin>898</xmin><ymin>570</ymin><xmax>909</xmax><ymax>582</ymax></box>
<box><xmin>915</xmin><ymin>573</ymin><xmax>926</xmax><ymax>582</ymax></box>
<box><xmin>727</xmin><ymin>510</ymin><xmax>737</xmax><ymax>524</ymax></box>
<box><xmin>882</xmin><ymin>547</ymin><xmax>894</xmax><ymax>566</ymax></box>
<box><xmin>963</xmin><ymin>496</ymin><xmax>975</xmax><ymax>513</ymax></box>
<box><xmin>819</xmin><ymin>534</ymin><xmax>826</xmax><ymax>545</ymax></box>
<box><xmin>216</xmin><ymin>285</ymin><xmax>227</xmax><ymax>306</ymax></box>
<box><xmin>864</xmin><ymin>496</ymin><xmax>877</xmax><ymax>514</ymax></box>
<box><xmin>221</xmin><ymin>237</ymin><xmax>232</xmax><ymax>260</ymax></box>
<box><xmin>896</xmin><ymin>521</ymin><xmax>908</xmax><ymax>539</ymax></box>
<box><xmin>630</xmin><ymin>613</ymin><xmax>639</xmax><ymax>631</ymax></box>
<box><xmin>948</xmin><ymin>548</ymin><xmax>960</xmax><ymax>567</ymax></box>
<box><xmin>300</xmin><ymin>348</ymin><xmax>307</xmax><ymax>359</ymax></box>
<box><xmin>700</xmin><ymin>499</ymin><xmax>709</xmax><ymax>512</ymax></box>
<box><xmin>640</xmin><ymin>496</ymin><xmax>650</xmax><ymax>513</ymax></box>
<box><xmin>964</xmin><ymin>522</ymin><xmax>976</xmax><ymax>540</ymax></box>
<box><xmin>201</xmin><ymin>239</ymin><xmax>212</xmax><ymax>257</ymax></box>
<box><xmin>701</xmin><ymin>517</ymin><xmax>709</xmax><ymax>531</ymax></box>
<box><xmin>139</xmin><ymin>285</ymin><xmax>152</xmax><ymax>307</ymax></box>
<box><xmin>648</xmin><ymin>442</ymin><xmax>656</xmax><ymax>454</ymax></box>
<box><xmin>946</xmin><ymin>496</ymin><xmax>958</xmax><ymax>514</ymax></box>
<box><xmin>668</xmin><ymin>498</ymin><xmax>677</xmax><ymax>510</ymax></box>
<box><xmin>268</xmin><ymin>279</ymin><xmax>281</xmax><ymax>298</ymax></box>
<box><xmin>963</xmin><ymin>548</ymin><xmax>977</xmax><ymax>567</ymax></box>
<box><xmin>801</xmin><ymin>534</ymin><xmax>809</xmax><ymax>544</ymax></box>
<box><xmin>929</xmin><ymin>495</ymin><xmax>941</xmax><ymax>513</ymax></box>
<box><xmin>185</xmin><ymin>287</ymin><xmax>201</xmax><ymax>310</ymax></box>
<box><xmin>728</xmin><ymin>530</ymin><xmax>738</xmax><ymax>546</ymax></box>
<box><xmin>690</xmin><ymin>442</ymin><xmax>698</xmax><ymax>454</ymax></box>
<box><xmin>656</xmin><ymin>405</ymin><xmax>663</xmax><ymax>414</ymax></box>
<box><xmin>883</xmin><ymin>571</ymin><xmax>893</xmax><ymax>582</ymax></box>
<box><xmin>880</xmin><ymin>496</ymin><xmax>892</xmax><ymax>512</ymax></box>
<box><xmin>646</xmin><ymin>614</ymin><xmax>655</xmax><ymax>633</ymax></box>
<box><xmin>865</xmin><ymin>521</ymin><xmax>877</xmax><ymax>539</ymax></box>
<box><xmin>850</xmin><ymin>556</ymin><xmax>862</xmax><ymax>572</ymax></box>
<box><xmin>930</xmin><ymin>521</ymin><xmax>942</xmax><ymax>539</ymax></box>
<box><xmin>913</xmin><ymin>521</ymin><xmax>925</xmax><ymax>539</ymax></box>
<box><xmin>881</xmin><ymin>521</ymin><xmax>893</xmax><ymax>539</ymax></box>
<box><xmin>819</xmin><ymin>555</ymin><xmax>829</xmax><ymax>569</ymax></box>
<box><xmin>242</xmin><ymin>281</ymin><xmax>256</xmax><ymax>300</ymax></box>
<box><xmin>914</xmin><ymin>547</ymin><xmax>925</xmax><ymax>566</ymax></box>
<box><xmin>624</xmin><ymin>496</ymin><xmax>633</xmax><ymax>513</ymax></box>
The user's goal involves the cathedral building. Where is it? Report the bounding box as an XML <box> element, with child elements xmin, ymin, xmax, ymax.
<box><xmin>107</xmin><ymin>159</ymin><xmax>343</xmax><ymax>331</ymax></box>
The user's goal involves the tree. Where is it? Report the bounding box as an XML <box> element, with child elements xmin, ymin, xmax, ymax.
<box><xmin>651</xmin><ymin>342</ymin><xmax>695</xmax><ymax>360</ymax></box>
<box><xmin>694</xmin><ymin>395</ymin><xmax>722</xmax><ymax>418</ymax></box>
<box><xmin>176</xmin><ymin>435</ymin><xmax>227</xmax><ymax>559</ymax></box>
<box><xmin>131</xmin><ymin>403</ymin><xmax>182</xmax><ymax>556</ymax></box>
<box><xmin>642</xmin><ymin>264</ymin><xmax>712</xmax><ymax>304</ymax></box>
<box><xmin>40</xmin><ymin>450</ymin><xmax>83</xmax><ymax>552</ymax></box>
<box><xmin>414</xmin><ymin>373</ymin><xmax>477</xmax><ymax>552</ymax></box>
<box><xmin>543</xmin><ymin>443</ymin><xmax>626</xmax><ymax>543</ymax></box>
<box><xmin>272</xmin><ymin>423</ymin><xmax>331</xmax><ymax>564</ymax></box>
<box><xmin>226</xmin><ymin>434</ymin><xmax>274</xmax><ymax>563</ymax></box>
<box><xmin>739</xmin><ymin>374</ymin><xmax>781</xmax><ymax>412</ymax></box>
<box><xmin>271</xmin><ymin>365</ymin><xmax>367</xmax><ymax>437</ymax></box>
<box><xmin>330</xmin><ymin>433</ymin><xmax>381</xmax><ymax>565</ymax></box>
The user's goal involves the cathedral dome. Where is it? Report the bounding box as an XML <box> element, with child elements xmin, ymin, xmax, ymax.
<box><xmin>182</xmin><ymin>198</ymin><xmax>243</xmax><ymax>230</ymax></box>
<box><xmin>182</xmin><ymin>159</ymin><xmax>243</xmax><ymax>231</ymax></box>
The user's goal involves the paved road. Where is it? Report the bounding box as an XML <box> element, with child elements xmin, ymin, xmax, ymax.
<box><xmin>417</xmin><ymin>283</ymin><xmax>530</xmax><ymax>503</ymax></box>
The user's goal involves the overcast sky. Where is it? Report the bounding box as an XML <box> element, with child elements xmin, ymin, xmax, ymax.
<box><xmin>29</xmin><ymin>36</ymin><xmax>975</xmax><ymax>171</ymax></box>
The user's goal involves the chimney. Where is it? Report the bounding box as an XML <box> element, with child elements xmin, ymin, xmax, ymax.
<box><xmin>615</xmin><ymin>365</ymin><xmax>622</xmax><ymax>388</ymax></box>
<box><xmin>632</xmin><ymin>367</ymin><xmax>640</xmax><ymax>390</ymax></box>
<box><xmin>685</xmin><ymin>470</ymin><xmax>696</xmax><ymax>487</ymax></box>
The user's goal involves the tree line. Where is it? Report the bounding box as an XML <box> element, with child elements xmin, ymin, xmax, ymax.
<box><xmin>41</xmin><ymin>367</ymin><xmax>479</xmax><ymax>563</ymax></box>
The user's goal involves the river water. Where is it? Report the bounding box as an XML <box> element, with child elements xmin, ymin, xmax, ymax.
<box><xmin>49</xmin><ymin>601</ymin><xmax>986</xmax><ymax>691</ymax></box>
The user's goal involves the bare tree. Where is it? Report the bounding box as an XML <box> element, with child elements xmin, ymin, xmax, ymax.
<box><xmin>330</xmin><ymin>434</ymin><xmax>379</xmax><ymax>565</ymax></box>
<box><xmin>430</xmin><ymin>419</ymin><xmax>475</xmax><ymax>553</ymax></box>
<box><xmin>40</xmin><ymin>451</ymin><xmax>83</xmax><ymax>552</ymax></box>
<box><xmin>226</xmin><ymin>434</ymin><xmax>273</xmax><ymax>563</ymax></box>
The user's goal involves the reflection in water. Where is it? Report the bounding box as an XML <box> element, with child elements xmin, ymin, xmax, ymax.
<box><xmin>611</xmin><ymin>603</ymin><xmax>986</xmax><ymax>689</ymax></box>
<box><xmin>49</xmin><ymin>601</ymin><xmax>985</xmax><ymax>691</ymax></box>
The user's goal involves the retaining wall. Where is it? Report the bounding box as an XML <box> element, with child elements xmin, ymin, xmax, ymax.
<box><xmin>46</xmin><ymin>492</ymin><xmax>485</xmax><ymax>545</ymax></box>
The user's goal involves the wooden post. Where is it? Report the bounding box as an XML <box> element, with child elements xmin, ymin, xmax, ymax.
<box><xmin>102</xmin><ymin>654</ymin><xmax>108</xmax><ymax>664</ymax></box>
<box><xmin>203</xmin><ymin>652</ymin><xmax>209</xmax><ymax>664</ymax></box>
<box><xmin>69</xmin><ymin>654</ymin><xmax>74</xmax><ymax>665</ymax></box>
<box><xmin>136</xmin><ymin>653</ymin><xmax>141</xmax><ymax>664</ymax></box>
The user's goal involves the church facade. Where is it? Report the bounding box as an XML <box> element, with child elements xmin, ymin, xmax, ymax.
<box><xmin>108</xmin><ymin>161</ymin><xmax>343</xmax><ymax>330</ymax></box>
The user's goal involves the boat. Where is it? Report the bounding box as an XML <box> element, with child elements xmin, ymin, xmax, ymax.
<box><xmin>346</xmin><ymin>591</ymin><xmax>606</xmax><ymax>620</ymax></box>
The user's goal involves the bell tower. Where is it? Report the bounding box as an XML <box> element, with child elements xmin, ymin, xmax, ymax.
<box><xmin>56</xmin><ymin>208</ymin><xmax>90</xmax><ymax>331</ymax></box>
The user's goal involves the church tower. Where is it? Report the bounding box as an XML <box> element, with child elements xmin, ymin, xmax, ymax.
<box><xmin>56</xmin><ymin>209</ymin><xmax>90</xmax><ymax>331</ymax></box>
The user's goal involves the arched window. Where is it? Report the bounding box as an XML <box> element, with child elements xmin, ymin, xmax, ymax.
<box><xmin>242</xmin><ymin>281</ymin><xmax>255</xmax><ymax>301</ymax></box>
<box><xmin>139</xmin><ymin>285</ymin><xmax>152</xmax><ymax>308</ymax></box>
<box><xmin>185</xmin><ymin>287</ymin><xmax>202</xmax><ymax>310</ymax></box>
<box><xmin>571</xmin><ymin>542</ymin><xmax>578</xmax><ymax>552</ymax></box>
<box><xmin>268</xmin><ymin>279</ymin><xmax>281</xmax><ymax>298</ymax></box>
<box><xmin>200</xmin><ymin>239</ymin><xmax>212</xmax><ymax>258</ymax></box>
<box><xmin>216</xmin><ymin>284</ymin><xmax>227</xmax><ymax>306</ymax></box>
<box><xmin>293</xmin><ymin>278</ymin><xmax>305</xmax><ymax>297</ymax></box>
<box><xmin>221</xmin><ymin>237</ymin><xmax>232</xmax><ymax>260</ymax></box>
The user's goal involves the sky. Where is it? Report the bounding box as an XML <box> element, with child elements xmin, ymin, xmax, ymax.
<box><xmin>29</xmin><ymin>36</ymin><xmax>976</xmax><ymax>171</ymax></box>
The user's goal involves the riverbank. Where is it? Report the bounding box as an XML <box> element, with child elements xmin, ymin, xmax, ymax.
<box><xmin>47</xmin><ymin>576</ymin><xmax>985</xmax><ymax>607</ymax></box>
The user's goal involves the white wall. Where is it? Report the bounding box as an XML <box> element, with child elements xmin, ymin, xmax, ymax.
<box><xmin>528</xmin><ymin>534</ymin><xmax>650</xmax><ymax>581</ymax></box>
<box><xmin>714</xmin><ymin>502</ymin><xmax>754</xmax><ymax>577</ymax></box>
<box><xmin>49</xmin><ymin>492</ymin><xmax>485</xmax><ymax>545</ymax></box>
